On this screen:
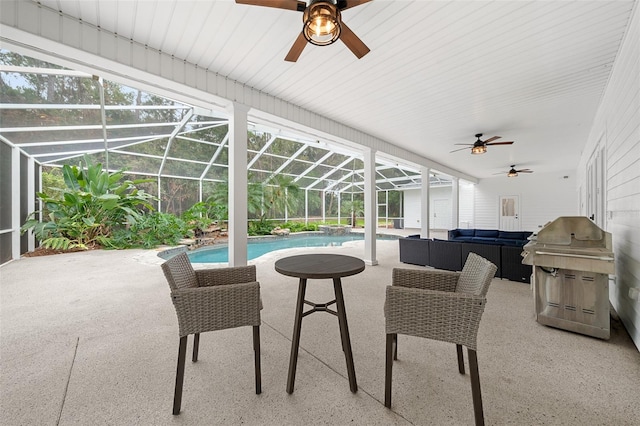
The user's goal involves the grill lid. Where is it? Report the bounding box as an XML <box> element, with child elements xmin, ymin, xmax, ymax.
<box><xmin>522</xmin><ymin>216</ymin><xmax>614</xmax><ymax>274</ymax></box>
<box><xmin>534</xmin><ymin>216</ymin><xmax>607</xmax><ymax>247</ymax></box>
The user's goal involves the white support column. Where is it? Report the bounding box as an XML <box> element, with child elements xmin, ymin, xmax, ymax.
<box><xmin>157</xmin><ymin>176</ymin><xmax>162</xmax><ymax>212</ymax></box>
<box><xmin>227</xmin><ymin>102</ymin><xmax>249</xmax><ymax>266</ymax></box>
<box><xmin>420</xmin><ymin>167</ymin><xmax>430</xmax><ymax>238</ymax></box>
<box><xmin>284</xmin><ymin>188</ymin><xmax>288</xmax><ymax>222</ymax></box>
<box><xmin>27</xmin><ymin>156</ymin><xmax>35</xmax><ymax>252</ymax></box>
<box><xmin>452</xmin><ymin>176</ymin><xmax>460</xmax><ymax>229</ymax></box>
<box><xmin>11</xmin><ymin>146</ymin><xmax>20</xmax><ymax>260</ymax></box>
<box><xmin>363</xmin><ymin>149</ymin><xmax>378</xmax><ymax>266</ymax></box>
<box><xmin>322</xmin><ymin>191</ymin><xmax>326</xmax><ymax>222</ymax></box>
<box><xmin>305</xmin><ymin>189</ymin><xmax>308</xmax><ymax>225</ymax></box>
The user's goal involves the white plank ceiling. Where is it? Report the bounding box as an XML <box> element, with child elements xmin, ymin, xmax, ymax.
<box><xmin>34</xmin><ymin>0</ymin><xmax>636</xmax><ymax>179</ymax></box>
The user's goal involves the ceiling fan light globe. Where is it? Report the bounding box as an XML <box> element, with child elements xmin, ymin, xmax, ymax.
<box><xmin>508</xmin><ymin>171</ymin><xmax>518</xmax><ymax>177</ymax></box>
<box><xmin>303</xmin><ymin>1</ymin><xmax>341</xmax><ymax>46</ymax></box>
<box><xmin>471</xmin><ymin>145</ymin><xmax>486</xmax><ymax>154</ymax></box>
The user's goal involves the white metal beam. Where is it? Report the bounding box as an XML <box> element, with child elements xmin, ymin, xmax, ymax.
<box><xmin>247</xmin><ymin>134</ymin><xmax>277</xmax><ymax>170</ymax></box>
<box><xmin>421</xmin><ymin>167</ymin><xmax>430</xmax><ymax>238</ymax></box>
<box><xmin>306</xmin><ymin>155</ymin><xmax>356</xmax><ymax>191</ymax></box>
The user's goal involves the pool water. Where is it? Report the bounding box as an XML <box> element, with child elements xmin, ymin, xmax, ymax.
<box><xmin>187</xmin><ymin>233</ymin><xmax>397</xmax><ymax>263</ymax></box>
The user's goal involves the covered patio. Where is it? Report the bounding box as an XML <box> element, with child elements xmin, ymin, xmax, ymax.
<box><xmin>2</xmin><ymin>241</ymin><xmax>638</xmax><ymax>425</ymax></box>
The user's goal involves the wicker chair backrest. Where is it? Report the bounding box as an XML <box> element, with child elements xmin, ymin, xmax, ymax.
<box><xmin>456</xmin><ymin>252</ymin><xmax>497</xmax><ymax>296</ymax></box>
<box><xmin>162</xmin><ymin>252</ymin><xmax>198</xmax><ymax>290</ymax></box>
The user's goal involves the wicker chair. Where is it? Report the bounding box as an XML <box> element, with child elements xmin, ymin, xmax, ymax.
<box><xmin>384</xmin><ymin>252</ymin><xmax>497</xmax><ymax>426</ymax></box>
<box><xmin>161</xmin><ymin>252</ymin><xmax>262</xmax><ymax>415</ymax></box>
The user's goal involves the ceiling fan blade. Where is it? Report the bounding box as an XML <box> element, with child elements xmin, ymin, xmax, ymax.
<box><xmin>235</xmin><ymin>0</ymin><xmax>306</xmax><ymax>12</ymax></box>
<box><xmin>450</xmin><ymin>147</ymin><xmax>471</xmax><ymax>153</ymax></box>
<box><xmin>337</xmin><ymin>0</ymin><xmax>372</xmax><ymax>11</ymax></box>
<box><xmin>454</xmin><ymin>143</ymin><xmax>474</xmax><ymax>146</ymax></box>
<box><xmin>517</xmin><ymin>169</ymin><xmax>534</xmax><ymax>173</ymax></box>
<box><xmin>486</xmin><ymin>141</ymin><xmax>514</xmax><ymax>146</ymax></box>
<box><xmin>339</xmin><ymin>22</ymin><xmax>370</xmax><ymax>58</ymax></box>
<box><xmin>285</xmin><ymin>32</ymin><xmax>307</xmax><ymax>62</ymax></box>
<box><xmin>483</xmin><ymin>136</ymin><xmax>501</xmax><ymax>144</ymax></box>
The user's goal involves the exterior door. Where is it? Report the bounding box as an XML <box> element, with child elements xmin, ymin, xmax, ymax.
<box><xmin>432</xmin><ymin>199</ymin><xmax>450</xmax><ymax>229</ymax></box>
<box><xmin>587</xmin><ymin>146</ymin><xmax>605</xmax><ymax>228</ymax></box>
<box><xmin>499</xmin><ymin>195</ymin><xmax>520</xmax><ymax>230</ymax></box>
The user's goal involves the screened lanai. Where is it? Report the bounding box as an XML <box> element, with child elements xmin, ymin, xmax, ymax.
<box><xmin>0</xmin><ymin>50</ymin><xmax>461</xmax><ymax>265</ymax></box>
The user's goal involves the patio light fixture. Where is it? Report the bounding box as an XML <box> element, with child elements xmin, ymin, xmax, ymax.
<box><xmin>471</xmin><ymin>145</ymin><xmax>487</xmax><ymax>154</ymax></box>
<box><xmin>303</xmin><ymin>1</ymin><xmax>341</xmax><ymax>46</ymax></box>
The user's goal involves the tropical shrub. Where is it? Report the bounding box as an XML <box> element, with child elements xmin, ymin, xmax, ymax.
<box><xmin>181</xmin><ymin>200</ymin><xmax>227</xmax><ymax>237</ymax></box>
<box><xmin>248</xmin><ymin>218</ymin><xmax>273</xmax><ymax>236</ymax></box>
<box><xmin>341</xmin><ymin>199</ymin><xmax>365</xmax><ymax>227</ymax></box>
<box><xmin>107</xmin><ymin>211</ymin><xmax>188</xmax><ymax>249</ymax></box>
<box><xmin>281</xmin><ymin>221</ymin><xmax>318</xmax><ymax>232</ymax></box>
<box><xmin>21</xmin><ymin>156</ymin><xmax>156</xmax><ymax>250</ymax></box>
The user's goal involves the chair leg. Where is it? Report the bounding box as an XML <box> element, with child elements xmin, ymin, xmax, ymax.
<box><xmin>253</xmin><ymin>326</ymin><xmax>261</xmax><ymax>395</ymax></box>
<box><xmin>385</xmin><ymin>333</ymin><xmax>395</xmax><ymax>408</ymax></box>
<box><xmin>457</xmin><ymin>344</ymin><xmax>465</xmax><ymax>374</ymax></box>
<box><xmin>192</xmin><ymin>333</ymin><xmax>200</xmax><ymax>362</ymax></box>
<box><xmin>393</xmin><ymin>334</ymin><xmax>398</xmax><ymax>360</ymax></box>
<box><xmin>468</xmin><ymin>349</ymin><xmax>485</xmax><ymax>426</ymax></box>
<box><xmin>173</xmin><ymin>336</ymin><xmax>188</xmax><ymax>415</ymax></box>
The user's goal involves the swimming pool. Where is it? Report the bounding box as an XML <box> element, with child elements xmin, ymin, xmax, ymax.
<box><xmin>187</xmin><ymin>233</ymin><xmax>398</xmax><ymax>263</ymax></box>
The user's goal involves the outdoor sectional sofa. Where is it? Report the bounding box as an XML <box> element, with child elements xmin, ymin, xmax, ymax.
<box><xmin>398</xmin><ymin>229</ymin><xmax>533</xmax><ymax>283</ymax></box>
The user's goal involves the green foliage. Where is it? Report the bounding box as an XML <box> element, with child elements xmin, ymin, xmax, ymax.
<box><xmin>247</xmin><ymin>220</ymin><xmax>318</xmax><ymax>236</ymax></box>
<box><xmin>21</xmin><ymin>156</ymin><xmax>156</xmax><ymax>250</ymax></box>
<box><xmin>248</xmin><ymin>218</ymin><xmax>273</xmax><ymax>236</ymax></box>
<box><xmin>181</xmin><ymin>200</ymin><xmax>228</xmax><ymax>236</ymax></box>
<box><xmin>209</xmin><ymin>175</ymin><xmax>302</xmax><ymax>222</ymax></box>
<box><xmin>262</xmin><ymin>175</ymin><xmax>300</xmax><ymax>219</ymax></box>
<box><xmin>280</xmin><ymin>221</ymin><xmax>319</xmax><ymax>232</ymax></box>
<box><xmin>341</xmin><ymin>199</ymin><xmax>365</xmax><ymax>227</ymax></box>
<box><xmin>106</xmin><ymin>212</ymin><xmax>188</xmax><ymax>249</ymax></box>
<box><xmin>41</xmin><ymin>168</ymin><xmax>66</xmax><ymax>200</ymax></box>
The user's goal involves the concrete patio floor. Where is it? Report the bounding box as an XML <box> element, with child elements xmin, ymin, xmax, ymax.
<box><xmin>1</xmin><ymin>234</ymin><xmax>638</xmax><ymax>425</ymax></box>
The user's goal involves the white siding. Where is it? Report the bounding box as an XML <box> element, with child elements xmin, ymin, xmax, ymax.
<box><xmin>404</xmin><ymin>189</ymin><xmax>421</xmax><ymax>229</ymax></box>
<box><xmin>403</xmin><ymin>186</ymin><xmax>457</xmax><ymax>230</ymax></box>
<box><xmin>578</xmin><ymin>6</ymin><xmax>640</xmax><ymax>350</ymax></box>
<box><xmin>474</xmin><ymin>172</ymin><xmax>578</xmax><ymax>232</ymax></box>
<box><xmin>458</xmin><ymin>181</ymin><xmax>475</xmax><ymax>229</ymax></box>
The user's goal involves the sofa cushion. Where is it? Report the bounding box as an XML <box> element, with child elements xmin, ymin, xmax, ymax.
<box><xmin>457</xmin><ymin>229</ymin><xmax>475</xmax><ymax>236</ymax></box>
<box><xmin>471</xmin><ymin>237</ymin><xmax>499</xmax><ymax>244</ymax></box>
<box><xmin>449</xmin><ymin>234</ymin><xmax>475</xmax><ymax>241</ymax></box>
<box><xmin>498</xmin><ymin>231</ymin><xmax>526</xmax><ymax>240</ymax></box>
<box><xmin>475</xmin><ymin>229</ymin><xmax>499</xmax><ymax>238</ymax></box>
<box><xmin>500</xmin><ymin>239</ymin><xmax>527</xmax><ymax>247</ymax></box>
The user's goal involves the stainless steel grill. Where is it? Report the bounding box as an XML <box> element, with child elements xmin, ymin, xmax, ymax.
<box><xmin>522</xmin><ymin>216</ymin><xmax>615</xmax><ymax>339</ymax></box>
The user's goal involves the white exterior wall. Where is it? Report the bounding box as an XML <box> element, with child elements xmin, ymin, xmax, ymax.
<box><xmin>404</xmin><ymin>186</ymin><xmax>455</xmax><ymax>230</ymax></box>
<box><xmin>459</xmin><ymin>181</ymin><xmax>475</xmax><ymax>229</ymax></box>
<box><xmin>430</xmin><ymin>186</ymin><xmax>452</xmax><ymax>229</ymax></box>
<box><xmin>404</xmin><ymin>189</ymin><xmax>422</xmax><ymax>229</ymax></box>
<box><xmin>474</xmin><ymin>172</ymin><xmax>578</xmax><ymax>232</ymax></box>
<box><xmin>577</xmin><ymin>5</ymin><xmax>640</xmax><ymax>350</ymax></box>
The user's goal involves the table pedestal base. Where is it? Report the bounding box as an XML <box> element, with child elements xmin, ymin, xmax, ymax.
<box><xmin>286</xmin><ymin>277</ymin><xmax>358</xmax><ymax>394</ymax></box>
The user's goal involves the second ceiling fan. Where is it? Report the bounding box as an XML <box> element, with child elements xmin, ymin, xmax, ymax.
<box><xmin>494</xmin><ymin>165</ymin><xmax>534</xmax><ymax>177</ymax></box>
<box><xmin>236</xmin><ymin>0</ymin><xmax>371</xmax><ymax>62</ymax></box>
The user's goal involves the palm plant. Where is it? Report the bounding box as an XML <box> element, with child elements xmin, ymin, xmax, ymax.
<box><xmin>341</xmin><ymin>199</ymin><xmax>365</xmax><ymax>227</ymax></box>
<box><xmin>262</xmin><ymin>175</ymin><xmax>300</xmax><ymax>219</ymax></box>
<box><xmin>21</xmin><ymin>156</ymin><xmax>155</xmax><ymax>250</ymax></box>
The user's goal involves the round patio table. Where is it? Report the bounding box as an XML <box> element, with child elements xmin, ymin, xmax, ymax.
<box><xmin>275</xmin><ymin>253</ymin><xmax>365</xmax><ymax>394</ymax></box>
